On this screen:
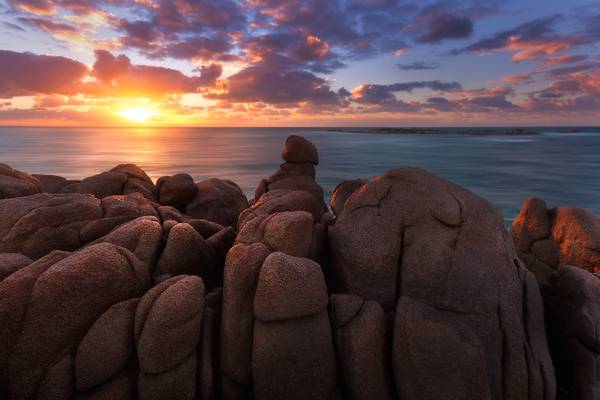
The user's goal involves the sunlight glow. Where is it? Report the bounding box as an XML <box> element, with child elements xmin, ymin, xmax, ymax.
<box><xmin>119</xmin><ymin>107</ymin><xmax>155</xmax><ymax>123</ymax></box>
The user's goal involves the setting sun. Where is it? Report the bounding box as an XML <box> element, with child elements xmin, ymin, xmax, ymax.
<box><xmin>119</xmin><ymin>107</ymin><xmax>155</xmax><ymax>123</ymax></box>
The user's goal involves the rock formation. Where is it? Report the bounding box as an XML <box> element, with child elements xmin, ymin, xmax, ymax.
<box><xmin>6</xmin><ymin>134</ymin><xmax>599</xmax><ymax>399</ymax></box>
<box><xmin>156</xmin><ymin>173</ymin><xmax>197</xmax><ymax>210</ymax></box>
<box><xmin>185</xmin><ymin>178</ymin><xmax>249</xmax><ymax>227</ymax></box>
<box><xmin>254</xmin><ymin>135</ymin><xmax>325</xmax><ymax>209</ymax></box>
<box><xmin>329</xmin><ymin>167</ymin><xmax>556</xmax><ymax>399</ymax></box>
<box><xmin>61</xmin><ymin>164</ymin><xmax>156</xmax><ymax>201</ymax></box>
<box><xmin>0</xmin><ymin>163</ymin><xmax>41</xmax><ymax>199</ymax></box>
<box><xmin>330</xmin><ymin>179</ymin><xmax>366</xmax><ymax>216</ymax></box>
<box><xmin>544</xmin><ymin>266</ymin><xmax>600</xmax><ymax>399</ymax></box>
<box><xmin>511</xmin><ymin>197</ymin><xmax>600</xmax><ymax>286</ymax></box>
<box><xmin>511</xmin><ymin>198</ymin><xmax>600</xmax><ymax>398</ymax></box>
<box><xmin>220</xmin><ymin>139</ymin><xmax>330</xmax><ymax>399</ymax></box>
<box><xmin>0</xmin><ymin>192</ymin><xmax>157</xmax><ymax>259</ymax></box>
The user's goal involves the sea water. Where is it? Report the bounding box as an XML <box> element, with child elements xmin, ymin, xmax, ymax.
<box><xmin>1</xmin><ymin>126</ymin><xmax>599</xmax><ymax>225</ymax></box>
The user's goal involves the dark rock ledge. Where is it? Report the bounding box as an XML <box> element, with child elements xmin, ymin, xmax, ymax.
<box><xmin>0</xmin><ymin>135</ymin><xmax>598</xmax><ymax>399</ymax></box>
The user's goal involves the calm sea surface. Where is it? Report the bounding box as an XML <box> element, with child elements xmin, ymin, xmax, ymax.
<box><xmin>1</xmin><ymin>127</ymin><xmax>599</xmax><ymax>224</ymax></box>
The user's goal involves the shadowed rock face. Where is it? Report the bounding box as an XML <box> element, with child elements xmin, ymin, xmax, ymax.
<box><xmin>511</xmin><ymin>197</ymin><xmax>600</xmax><ymax>286</ymax></box>
<box><xmin>331</xmin><ymin>294</ymin><xmax>394</xmax><ymax>400</ymax></box>
<box><xmin>0</xmin><ymin>163</ymin><xmax>41</xmax><ymax>199</ymax></box>
<box><xmin>329</xmin><ymin>167</ymin><xmax>556</xmax><ymax>399</ymax></box>
<box><xmin>32</xmin><ymin>174</ymin><xmax>70</xmax><ymax>193</ymax></box>
<box><xmin>0</xmin><ymin>243</ymin><xmax>150</xmax><ymax>400</ymax></box>
<box><xmin>157</xmin><ymin>173</ymin><xmax>198</xmax><ymax>210</ymax></box>
<box><xmin>157</xmin><ymin>222</ymin><xmax>219</xmax><ymax>287</ymax></box>
<box><xmin>330</xmin><ymin>179</ymin><xmax>367</xmax><ymax>216</ymax></box>
<box><xmin>185</xmin><ymin>178</ymin><xmax>249</xmax><ymax>227</ymax></box>
<box><xmin>0</xmin><ymin>253</ymin><xmax>32</xmax><ymax>281</ymax></box>
<box><xmin>282</xmin><ymin>135</ymin><xmax>319</xmax><ymax>165</ymax></box>
<box><xmin>136</xmin><ymin>275</ymin><xmax>206</xmax><ymax>399</ymax></box>
<box><xmin>545</xmin><ymin>266</ymin><xmax>600</xmax><ymax>400</ymax></box>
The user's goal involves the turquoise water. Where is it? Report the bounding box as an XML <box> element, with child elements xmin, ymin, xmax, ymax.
<box><xmin>1</xmin><ymin>127</ymin><xmax>599</xmax><ymax>224</ymax></box>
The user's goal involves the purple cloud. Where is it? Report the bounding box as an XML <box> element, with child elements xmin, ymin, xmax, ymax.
<box><xmin>417</xmin><ymin>12</ymin><xmax>473</xmax><ymax>43</ymax></box>
<box><xmin>397</xmin><ymin>61</ymin><xmax>441</xmax><ymax>71</ymax></box>
<box><xmin>207</xmin><ymin>62</ymin><xmax>340</xmax><ymax>106</ymax></box>
<box><xmin>0</xmin><ymin>50</ymin><xmax>87</xmax><ymax>97</ymax></box>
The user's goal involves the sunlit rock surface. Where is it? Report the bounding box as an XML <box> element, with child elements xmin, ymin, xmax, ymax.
<box><xmin>511</xmin><ymin>197</ymin><xmax>600</xmax><ymax>285</ymax></box>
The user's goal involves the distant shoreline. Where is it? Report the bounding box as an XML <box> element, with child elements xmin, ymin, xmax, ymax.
<box><xmin>0</xmin><ymin>126</ymin><xmax>599</xmax><ymax>132</ymax></box>
<box><xmin>325</xmin><ymin>127</ymin><xmax>596</xmax><ymax>135</ymax></box>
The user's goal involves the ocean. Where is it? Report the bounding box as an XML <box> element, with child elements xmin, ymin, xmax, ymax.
<box><xmin>1</xmin><ymin>126</ymin><xmax>599</xmax><ymax>225</ymax></box>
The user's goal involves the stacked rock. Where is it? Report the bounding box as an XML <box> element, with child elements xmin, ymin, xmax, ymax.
<box><xmin>220</xmin><ymin>137</ymin><xmax>332</xmax><ymax>399</ymax></box>
<box><xmin>157</xmin><ymin>174</ymin><xmax>249</xmax><ymax>228</ymax></box>
<box><xmin>254</xmin><ymin>135</ymin><xmax>324</xmax><ymax>208</ymax></box>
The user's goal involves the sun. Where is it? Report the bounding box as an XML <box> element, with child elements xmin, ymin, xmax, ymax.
<box><xmin>119</xmin><ymin>107</ymin><xmax>155</xmax><ymax>123</ymax></box>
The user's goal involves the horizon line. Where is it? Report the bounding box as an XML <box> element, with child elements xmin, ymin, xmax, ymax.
<box><xmin>1</xmin><ymin>125</ymin><xmax>599</xmax><ymax>129</ymax></box>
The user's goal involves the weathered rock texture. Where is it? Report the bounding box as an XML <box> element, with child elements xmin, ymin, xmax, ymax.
<box><xmin>0</xmin><ymin>135</ymin><xmax>582</xmax><ymax>400</ymax></box>
<box><xmin>331</xmin><ymin>294</ymin><xmax>395</xmax><ymax>400</ymax></box>
<box><xmin>330</xmin><ymin>179</ymin><xmax>367</xmax><ymax>216</ymax></box>
<box><xmin>61</xmin><ymin>164</ymin><xmax>156</xmax><ymax>201</ymax></box>
<box><xmin>0</xmin><ymin>253</ymin><xmax>32</xmax><ymax>281</ymax></box>
<box><xmin>0</xmin><ymin>243</ymin><xmax>150</xmax><ymax>399</ymax></box>
<box><xmin>330</xmin><ymin>167</ymin><xmax>556</xmax><ymax>399</ymax></box>
<box><xmin>220</xmin><ymin>136</ymin><xmax>332</xmax><ymax>399</ymax></box>
<box><xmin>254</xmin><ymin>135</ymin><xmax>325</xmax><ymax>209</ymax></box>
<box><xmin>156</xmin><ymin>173</ymin><xmax>198</xmax><ymax>210</ymax></box>
<box><xmin>511</xmin><ymin>197</ymin><xmax>600</xmax><ymax>286</ymax></box>
<box><xmin>136</xmin><ymin>275</ymin><xmax>205</xmax><ymax>399</ymax></box>
<box><xmin>0</xmin><ymin>192</ymin><xmax>157</xmax><ymax>260</ymax></box>
<box><xmin>544</xmin><ymin>266</ymin><xmax>600</xmax><ymax>400</ymax></box>
<box><xmin>0</xmin><ymin>163</ymin><xmax>41</xmax><ymax>199</ymax></box>
<box><xmin>253</xmin><ymin>252</ymin><xmax>336</xmax><ymax>400</ymax></box>
<box><xmin>185</xmin><ymin>178</ymin><xmax>249</xmax><ymax>227</ymax></box>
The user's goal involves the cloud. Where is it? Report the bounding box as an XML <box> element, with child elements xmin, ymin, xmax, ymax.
<box><xmin>241</xmin><ymin>32</ymin><xmax>343</xmax><ymax>73</ymax></box>
<box><xmin>115</xmin><ymin>19</ymin><xmax>163</xmax><ymax>50</ymax></box>
<box><xmin>351</xmin><ymin>80</ymin><xmax>461</xmax><ymax>104</ymax></box>
<box><xmin>196</xmin><ymin>64</ymin><xmax>223</xmax><ymax>87</ymax></box>
<box><xmin>89</xmin><ymin>50</ymin><xmax>218</xmax><ymax>97</ymax></box>
<box><xmin>8</xmin><ymin>0</ymin><xmax>56</xmax><ymax>16</ymax></box>
<box><xmin>0</xmin><ymin>50</ymin><xmax>88</xmax><ymax>97</ymax></box>
<box><xmin>542</xmin><ymin>54</ymin><xmax>588</xmax><ymax>66</ymax></box>
<box><xmin>206</xmin><ymin>62</ymin><xmax>340</xmax><ymax>106</ymax></box>
<box><xmin>150</xmin><ymin>36</ymin><xmax>232</xmax><ymax>61</ymax></box>
<box><xmin>416</xmin><ymin>12</ymin><xmax>473</xmax><ymax>43</ymax></box>
<box><xmin>453</xmin><ymin>15</ymin><xmax>561</xmax><ymax>54</ymax></box>
<box><xmin>19</xmin><ymin>16</ymin><xmax>77</xmax><ymax>35</ymax></box>
<box><xmin>545</xmin><ymin>62</ymin><xmax>597</xmax><ymax>78</ymax></box>
<box><xmin>502</xmin><ymin>72</ymin><xmax>534</xmax><ymax>84</ymax></box>
<box><xmin>397</xmin><ymin>61</ymin><xmax>441</xmax><ymax>71</ymax></box>
<box><xmin>293</xmin><ymin>35</ymin><xmax>331</xmax><ymax>61</ymax></box>
<box><xmin>149</xmin><ymin>0</ymin><xmax>246</xmax><ymax>33</ymax></box>
<box><xmin>2</xmin><ymin>22</ymin><xmax>26</xmax><ymax>32</ymax></box>
<box><xmin>0</xmin><ymin>49</ymin><xmax>224</xmax><ymax>100</ymax></box>
<box><xmin>452</xmin><ymin>14</ymin><xmax>596</xmax><ymax>63</ymax></box>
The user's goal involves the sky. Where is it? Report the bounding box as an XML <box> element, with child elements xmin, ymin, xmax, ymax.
<box><xmin>0</xmin><ymin>0</ymin><xmax>598</xmax><ymax>126</ymax></box>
